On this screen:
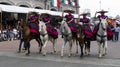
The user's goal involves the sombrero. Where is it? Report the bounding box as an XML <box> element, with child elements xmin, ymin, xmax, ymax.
<box><xmin>40</xmin><ymin>13</ymin><xmax>51</xmax><ymax>18</ymax></box>
<box><xmin>97</xmin><ymin>10</ymin><xmax>108</xmax><ymax>13</ymax></box>
<box><xmin>63</xmin><ymin>8</ymin><xmax>75</xmax><ymax>13</ymax></box>
<box><xmin>28</xmin><ymin>11</ymin><xmax>39</xmax><ymax>16</ymax></box>
<box><xmin>80</xmin><ymin>13</ymin><xmax>89</xmax><ymax>16</ymax></box>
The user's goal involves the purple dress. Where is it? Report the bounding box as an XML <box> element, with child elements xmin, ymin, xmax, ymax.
<box><xmin>80</xmin><ymin>18</ymin><xmax>90</xmax><ymax>23</ymax></box>
<box><xmin>65</xmin><ymin>14</ymin><xmax>77</xmax><ymax>33</ymax></box>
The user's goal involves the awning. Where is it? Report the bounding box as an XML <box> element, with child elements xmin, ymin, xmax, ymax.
<box><xmin>0</xmin><ymin>4</ymin><xmax>78</xmax><ymax>18</ymax></box>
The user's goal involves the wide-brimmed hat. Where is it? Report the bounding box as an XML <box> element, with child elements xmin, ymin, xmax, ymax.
<box><xmin>40</xmin><ymin>13</ymin><xmax>51</xmax><ymax>18</ymax></box>
<box><xmin>63</xmin><ymin>8</ymin><xmax>75</xmax><ymax>13</ymax></box>
<box><xmin>97</xmin><ymin>10</ymin><xmax>108</xmax><ymax>13</ymax></box>
<box><xmin>28</xmin><ymin>11</ymin><xmax>39</xmax><ymax>16</ymax></box>
<box><xmin>28</xmin><ymin>11</ymin><xmax>39</xmax><ymax>20</ymax></box>
<box><xmin>80</xmin><ymin>13</ymin><xmax>89</xmax><ymax>16</ymax></box>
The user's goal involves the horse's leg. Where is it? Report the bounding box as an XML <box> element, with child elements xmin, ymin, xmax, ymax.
<box><xmin>85</xmin><ymin>41</ymin><xmax>90</xmax><ymax>55</ymax></box>
<box><xmin>36</xmin><ymin>38</ymin><xmax>42</xmax><ymax>53</ymax></box>
<box><xmin>87</xmin><ymin>41</ymin><xmax>91</xmax><ymax>55</ymax></box>
<box><xmin>68</xmin><ymin>40</ymin><xmax>72</xmax><ymax>57</ymax></box>
<box><xmin>85</xmin><ymin>42</ymin><xmax>87</xmax><ymax>54</ymax></box>
<box><xmin>52</xmin><ymin>39</ymin><xmax>56</xmax><ymax>53</ymax></box>
<box><xmin>79</xmin><ymin>42</ymin><xmax>84</xmax><ymax>57</ymax></box>
<box><xmin>42</xmin><ymin>40</ymin><xmax>48</xmax><ymax>56</ymax></box>
<box><xmin>76</xmin><ymin>40</ymin><xmax>79</xmax><ymax>54</ymax></box>
<box><xmin>61</xmin><ymin>40</ymin><xmax>67</xmax><ymax>57</ymax></box>
<box><xmin>103</xmin><ymin>41</ymin><xmax>107</xmax><ymax>56</ymax></box>
<box><xmin>98</xmin><ymin>42</ymin><xmax>102</xmax><ymax>58</ymax></box>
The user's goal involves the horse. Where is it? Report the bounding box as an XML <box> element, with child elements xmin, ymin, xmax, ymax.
<box><xmin>18</xmin><ymin>19</ymin><xmax>42</xmax><ymax>55</ymax></box>
<box><xmin>76</xmin><ymin>24</ymin><xmax>86</xmax><ymax>57</ymax></box>
<box><xmin>59</xmin><ymin>20</ymin><xmax>73</xmax><ymax>57</ymax></box>
<box><xmin>39</xmin><ymin>20</ymin><xmax>48</xmax><ymax>56</ymax></box>
<box><xmin>39</xmin><ymin>20</ymin><xmax>59</xmax><ymax>56</ymax></box>
<box><xmin>96</xmin><ymin>18</ymin><xmax>108</xmax><ymax>58</ymax></box>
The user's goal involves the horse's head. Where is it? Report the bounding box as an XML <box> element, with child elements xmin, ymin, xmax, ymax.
<box><xmin>76</xmin><ymin>23</ymin><xmax>84</xmax><ymax>39</ymax></box>
<box><xmin>19</xmin><ymin>19</ymin><xmax>25</xmax><ymax>28</ymax></box>
<box><xmin>100</xmin><ymin>18</ymin><xmax>108</xmax><ymax>30</ymax></box>
<box><xmin>60</xmin><ymin>20</ymin><xmax>71</xmax><ymax>35</ymax></box>
<box><xmin>39</xmin><ymin>20</ymin><xmax>46</xmax><ymax>32</ymax></box>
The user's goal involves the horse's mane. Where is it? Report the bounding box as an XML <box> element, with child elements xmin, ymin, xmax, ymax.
<box><xmin>20</xmin><ymin>19</ymin><xmax>30</xmax><ymax>36</ymax></box>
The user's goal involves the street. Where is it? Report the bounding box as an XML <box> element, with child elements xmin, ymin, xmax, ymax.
<box><xmin>0</xmin><ymin>38</ymin><xmax>120</xmax><ymax>67</ymax></box>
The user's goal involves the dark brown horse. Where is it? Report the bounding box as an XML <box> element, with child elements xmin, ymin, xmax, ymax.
<box><xmin>19</xmin><ymin>19</ymin><xmax>42</xmax><ymax>55</ymax></box>
<box><xmin>76</xmin><ymin>24</ymin><xmax>86</xmax><ymax>57</ymax></box>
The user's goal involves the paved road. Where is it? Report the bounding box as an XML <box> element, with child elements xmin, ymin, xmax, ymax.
<box><xmin>0</xmin><ymin>38</ymin><xmax>120</xmax><ymax>67</ymax></box>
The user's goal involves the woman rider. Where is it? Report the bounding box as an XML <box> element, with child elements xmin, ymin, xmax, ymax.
<box><xmin>79</xmin><ymin>12</ymin><xmax>91</xmax><ymax>55</ymax></box>
<box><xmin>41</xmin><ymin>13</ymin><xmax>58</xmax><ymax>39</ymax></box>
<box><xmin>94</xmin><ymin>10</ymin><xmax>108</xmax><ymax>19</ymax></box>
<box><xmin>62</xmin><ymin>9</ymin><xmax>77</xmax><ymax>38</ymax></box>
<box><xmin>28</xmin><ymin>12</ymin><xmax>39</xmax><ymax>35</ymax></box>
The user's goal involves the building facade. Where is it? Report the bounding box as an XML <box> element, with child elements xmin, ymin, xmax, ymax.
<box><xmin>0</xmin><ymin>0</ymin><xmax>79</xmax><ymax>13</ymax></box>
<box><xmin>0</xmin><ymin>0</ymin><xmax>79</xmax><ymax>25</ymax></box>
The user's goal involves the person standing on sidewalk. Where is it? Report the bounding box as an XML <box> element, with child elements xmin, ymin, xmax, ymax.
<box><xmin>112</xmin><ymin>24</ymin><xmax>120</xmax><ymax>41</ymax></box>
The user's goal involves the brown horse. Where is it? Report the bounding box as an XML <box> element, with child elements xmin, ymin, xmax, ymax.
<box><xmin>76</xmin><ymin>24</ymin><xmax>86</xmax><ymax>57</ymax></box>
<box><xmin>19</xmin><ymin>19</ymin><xmax>42</xmax><ymax>55</ymax></box>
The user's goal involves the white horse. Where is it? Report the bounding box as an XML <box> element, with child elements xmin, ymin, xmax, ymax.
<box><xmin>39</xmin><ymin>21</ymin><xmax>57</xmax><ymax>56</ymax></box>
<box><xmin>59</xmin><ymin>20</ymin><xmax>73</xmax><ymax>57</ymax></box>
<box><xmin>96</xmin><ymin>18</ymin><xmax>108</xmax><ymax>58</ymax></box>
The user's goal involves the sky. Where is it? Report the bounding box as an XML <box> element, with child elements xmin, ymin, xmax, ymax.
<box><xmin>79</xmin><ymin>0</ymin><xmax>120</xmax><ymax>17</ymax></box>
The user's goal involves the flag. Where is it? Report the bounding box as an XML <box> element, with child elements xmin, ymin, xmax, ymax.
<box><xmin>70</xmin><ymin>0</ymin><xmax>77</xmax><ymax>6</ymax></box>
<box><xmin>51</xmin><ymin>0</ymin><xmax>60</xmax><ymax>7</ymax></box>
<box><xmin>63</xmin><ymin>0</ymin><xmax>70</xmax><ymax>5</ymax></box>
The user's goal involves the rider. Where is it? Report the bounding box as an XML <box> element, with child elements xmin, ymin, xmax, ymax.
<box><xmin>94</xmin><ymin>10</ymin><xmax>108</xmax><ymax>20</ymax></box>
<box><xmin>94</xmin><ymin>10</ymin><xmax>113</xmax><ymax>40</ymax></box>
<box><xmin>79</xmin><ymin>12</ymin><xmax>91</xmax><ymax>55</ymax></box>
<box><xmin>28</xmin><ymin>12</ymin><xmax>39</xmax><ymax>34</ymax></box>
<box><xmin>41</xmin><ymin>13</ymin><xmax>58</xmax><ymax>39</ymax></box>
<box><xmin>62</xmin><ymin>9</ymin><xmax>77</xmax><ymax>37</ymax></box>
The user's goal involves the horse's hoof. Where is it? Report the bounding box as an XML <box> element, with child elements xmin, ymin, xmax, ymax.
<box><xmin>76</xmin><ymin>51</ymin><xmax>78</xmax><ymax>54</ymax></box>
<box><xmin>68</xmin><ymin>55</ymin><xmax>71</xmax><ymax>58</ymax></box>
<box><xmin>43</xmin><ymin>54</ymin><xmax>46</xmax><ymax>56</ymax></box>
<box><xmin>43</xmin><ymin>53</ymin><xmax>46</xmax><ymax>56</ymax></box>
<box><xmin>88</xmin><ymin>53</ymin><xmax>90</xmax><ymax>56</ymax></box>
<box><xmin>25</xmin><ymin>53</ymin><xmax>30</xmax><ymax>56</ymax></box>
<box><xmin>54</xmin><ymin>51</ymin><xmax>56</xmax><ymax>53</ymax></box>
<box><xmin>102</xmin><ymin>53</ymin><xmax>107</xmax><ymax>56</ymax></box>
<box><xmin>17</xmin><ymin>51</ymin><xmax>21</xmax><ymax>53</ymax></box>
<box><xmin>22</xmin><ymin>50</ymin><xmax>26</xmax><ymax>53</ymax></box>
<box><xmin>98</xmin><ymin>55</ymin><xmax>102</xmax><ymax>58</ymax></box>
<box><xmin>80</xmin><ymin>54</ymin><xmax>84</xmax><ymax>58</ymax></box>
<box><xmin>61</xmin><ymin>55</ymin><xmax>63</xmax><ymax>58</ymax></box>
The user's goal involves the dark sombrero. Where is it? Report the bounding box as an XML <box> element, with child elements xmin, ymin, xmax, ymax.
<box><xmin>28</xmin><ymin>11</ymin><xmax>39</xmax><ymax>16</ymax></box>
<box><xmin>97</xmin><ymin>10</ymin><xmax>108</xmax><ymax>13</ymax></box>
<box><xmin>80</xmin><ymin>13</ymin><xmax>89</xmax><ymax>16</ymax></box>
<box><xmin>39</xmin><ymin>13</ymin><xmax>51</xmax><ymax>18</ymax></box>
<box><xmin>28</xmin><ymin>11</ymin><xmax>39</xmax><ymax>20</ymax></box>
<box><xmin>63</xmin><ymin>9</ymin><xmax>75</xmax><ymax>13</ymax></box>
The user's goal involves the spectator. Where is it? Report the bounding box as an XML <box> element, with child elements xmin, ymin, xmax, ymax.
<box><xmin>112</xmin><ymin>24</ymin><xmax>120</xmax><ymax>41</ymax></box>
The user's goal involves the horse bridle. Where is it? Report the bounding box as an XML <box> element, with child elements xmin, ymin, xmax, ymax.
<box><xmin>97</xmin><ymin>22</ymin><xmax>107</xmax><ymax>39</ymax></box>
<box><xmin>100</xmin><ymin>22</ymin><xmax>106</xmax><ymax>31</ymax></box>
